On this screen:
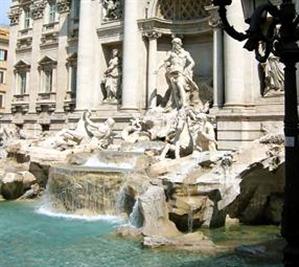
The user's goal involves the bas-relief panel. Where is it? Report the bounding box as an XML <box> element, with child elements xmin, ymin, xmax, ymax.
<box><xmin>156</xmin><ymin>37</ymin><xmax>213</xmax><ymax>100</ymax></box>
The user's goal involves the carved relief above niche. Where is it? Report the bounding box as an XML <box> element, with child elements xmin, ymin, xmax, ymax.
<box><xmin>102</xmin><ymin>0</ymin><xmax>123</xmax><ymax>21</ymax></box>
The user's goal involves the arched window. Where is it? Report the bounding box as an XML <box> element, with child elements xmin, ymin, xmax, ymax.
<box><xmin>156</xmin><ymin>0</ymin><xmax>210</xmax><ymax>21</ymax></box>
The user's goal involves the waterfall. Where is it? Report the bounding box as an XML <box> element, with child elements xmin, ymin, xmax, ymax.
<box><xmin>187</xmin><ymin>206</ymin><xmax>196</xmax><ymax>233</ymax></box>
<box><xmin>39</xmin><ymin>165</ymin><xmax>126</xmax><ymax>216</ymax></box>
<box><xmin>185</xmin><ymin>183</ymin><xmax>195</xmax><ymax>233</ymax></box>
<box><xmin>129</xmin><ymin>199</ymin><xmax>143</xmax><ymax>228</ymax></box>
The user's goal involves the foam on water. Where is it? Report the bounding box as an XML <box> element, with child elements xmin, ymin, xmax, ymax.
<box><xmin>36</xmin><ymin>206</ymin><xmax>123</xmax><ymax>223</ymax></box>
<box><xmin>83</xmin><ymin>155</ymin><xmax>135</xmax><ymax>170</ymax></box>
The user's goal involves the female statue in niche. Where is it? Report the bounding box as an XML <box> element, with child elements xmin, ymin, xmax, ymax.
<box><xmin>101</xmin><ymin>48</ymin><xmax>122</xmax><ymax>104</ymax></box>
<box><xmin>258</xmin><ymin>45</ymin><xmax>284</xmax><ymax>97</ymax></box>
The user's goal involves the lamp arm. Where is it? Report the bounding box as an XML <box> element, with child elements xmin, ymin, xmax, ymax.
<box><xmin>294</xmin><ymin>15</ymin><xmax>299</xmax><ymax>40</ymax></box>
<box><xmin>218</xmin><ymin>5</ymin><xmax>248</xmax><ymax>41</ymax></box>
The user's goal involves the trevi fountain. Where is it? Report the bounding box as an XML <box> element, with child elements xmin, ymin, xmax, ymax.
<box><xmin>0</xmin><ymin>34</ymin><xmax>285</xmax><ymax>266</ymax></box>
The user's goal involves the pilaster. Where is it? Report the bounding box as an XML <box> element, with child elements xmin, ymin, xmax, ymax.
<box><xmin>56</xmin><ymin>8</ymin><xmax>70</xmax><ymax>113</ymax></box>
<box><xmin>121</xmin><ymin>0</ymin><xmax>140</xmax><ymax>110</ymax></box>
<box><xmin>143</xmin><ymin>31</ymin><xmax>161</xmax><ymax>108</ymax></box>
<box><xmin>29</xmin><ymin>3</ymin><xmax>44</xmax><ymax>113</ymax></box>
<box><xmin>76</xmin><ymin>0</ymin><xmax>97</xmax><ymax>110</ymax></box>
<box><xmin>206</xmin><ymin>5</ymin><xmax>224</xmax><ymax>109</ymax></box>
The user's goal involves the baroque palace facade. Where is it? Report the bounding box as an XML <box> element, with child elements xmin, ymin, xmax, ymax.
<box><xmin>0</xmin><ymin>0</ymin><xmax>294</xmax><ymax>149</ymax></box>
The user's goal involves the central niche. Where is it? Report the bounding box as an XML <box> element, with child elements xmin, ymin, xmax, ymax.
<box><xmin>156</xmin><ymin>0</ymin><xmax>211</xmax><ymax>21</ymax></box>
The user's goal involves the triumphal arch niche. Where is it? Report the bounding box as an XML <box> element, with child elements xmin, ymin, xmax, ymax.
<box><xmin>139</xmin><ymin>0</ymin><xmax>213</xmax><ymax>109</ymax></box>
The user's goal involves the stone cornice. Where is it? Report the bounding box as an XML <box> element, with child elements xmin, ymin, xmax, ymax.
<box><xmin>138</xmin><ymin>17</ymin><xmax>212</xmax><ymax>36</ymax></box>
<box><xmin>97</xmin><ymin>21</ymin><xmax>123</xmax><ymax>40</ymax></box>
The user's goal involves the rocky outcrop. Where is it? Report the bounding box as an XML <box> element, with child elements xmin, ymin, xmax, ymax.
<box><xmin>225</xmin><ymin>134</ymin><xmax>284</xmax><ymax>225</ymax></box>
<box><xmin>0</xmin><ymin>171</ymin><xmax>39</xmax><ymax>200</ymax></box>
<box><xmin>227</xmin><ymin>163</ymin><xmax>284</xmax><ymax>225</ymax></box>
<box><xmin>143</xmin><ymin>232</ymin><xmax>216</xmax><ymax>253</ymax></box>
<box><xmin>139</xmin><ymin>185</ymin><xmax>180</xmax><ymax>237</ymax></box>
<box><xmin>117</xmin><ymin>184</ymin><xmax>217</xmax><ymax>252</ymax></box>
<box><xmin>1</xmin><ymin>172</ymin><xmax>24</xmax><ymax>200</ymax></box>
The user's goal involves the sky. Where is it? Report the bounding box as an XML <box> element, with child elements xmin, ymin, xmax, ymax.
<box><xmin>0</xmin><ymin>0</ymin><xmax>11</xmax><ymax>26</ymax></box>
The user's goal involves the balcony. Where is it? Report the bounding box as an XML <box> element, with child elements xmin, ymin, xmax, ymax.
<box><xmin>11</xmin><ymin>94</ymin><xmax>30</xmax><ymax>113</ymax></box>
<box><xmin>16</xmin><ymin>36</ymin><xmax>32</xmax><ymax>52</ymax></box>
<box><xmin>36</xmin><ymin>92</ymin><xmax>56</xmax><ymax>112</ymax></box>
<box><xmin>43</xmin><ymin>21</ymin><xmax>59</xmax><ymax>33</ymax></box>
<box><xmin>18</xmin><ymin>27</ymin><xmax>33</xmax><ymax>37</ymax></box>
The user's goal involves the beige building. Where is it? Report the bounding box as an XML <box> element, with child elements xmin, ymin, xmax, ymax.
<box><xmin>1</xmin><ymin>0</ymin><xmax>290</xmax><ymax>149</ymax></box>
<box><xmin>0</xmin><ymin>27</ymin><xmax>9</xmax><ymax>113</ymax></box>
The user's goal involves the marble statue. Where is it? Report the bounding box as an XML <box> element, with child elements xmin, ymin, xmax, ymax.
<box><xmin>259</xmin><ymin>53</ymin><xmax>284</xmax><ymax>97</ymax></box>
<box><xmin>156</xmin><ymin>38</ymin><xmax>202</xmax><ymax>110</ymax></box>
<box><xmin>190</xmin><ymin>112</ymin><xmax>217</xmax><ymax>152</ymax></box>
<box><xmin>159</xmin><ymin>109</ymin><xmax>193</xmax><ymax>159</ymax></box>
<box><xmin>102</xmin><ymin>0</ymin><xmax>122</xmax><ymax>21</ymax></box>
<box><xmin>121</xmin><ymin>115</ymin><xmax>151</xmax><ymax>143</ymax></box>
<box><xmin>85</xmin><ymin>113</ymin><xmax>116</xmax><ymax>149</ymax></box>
<box><xmin>39</xmin><ymin>111</ymin><xmax>115</xmax><ymax>150</ymax></box>
<box><xmin>102</xmin><ymin>49</ymin><xmax>122</xmax><ymax>104</ymax></box>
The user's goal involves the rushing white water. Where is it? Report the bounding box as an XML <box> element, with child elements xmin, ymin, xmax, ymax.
<box><xmin>36</xmin><ymin>205</ymin><xmax>123</xmax><ymax>223</ymax></box>
<box><xmin>185</xmin><ymin>183</ymin><xmax>195</xmax><ymax>233</ymax></box>
<box><xmin>83</xmin><ymin>155</ymin><xmax>136</xmax><ymax>170</ymax></box>
<box><xmin>129</xmin><ymin>200</ymin><xmax>143</xmax><ymax>228</ymax></box>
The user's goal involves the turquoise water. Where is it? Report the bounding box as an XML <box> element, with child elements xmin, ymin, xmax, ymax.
<box><xmin>0</xmin><ymin>201</ymin><xmax>283</xmax><ymax>267</ymax></box>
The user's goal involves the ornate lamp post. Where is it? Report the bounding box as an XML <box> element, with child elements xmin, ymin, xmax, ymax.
<box><xmin>212</xmin><ymin>0</ymin><xmax>299</xmax><ymax>266</ymax></box>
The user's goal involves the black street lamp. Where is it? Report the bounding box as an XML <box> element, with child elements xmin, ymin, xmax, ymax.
<box><xmin>212</xmin><ymin>0</ymin><xmax>299</xmax><ymax>266</ymax></box>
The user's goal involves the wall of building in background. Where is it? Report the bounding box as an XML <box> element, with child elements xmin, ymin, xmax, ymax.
<box><xmin>0</xmin><ymin>27</ymin><xmax>9</xmax><ymax>113</ymax></box>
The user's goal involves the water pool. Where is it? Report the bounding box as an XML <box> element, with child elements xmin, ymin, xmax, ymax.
<box><xmin>0</xmin><ymin>201</ymin><xmax>283</xmax><ymax>267</ymax></box>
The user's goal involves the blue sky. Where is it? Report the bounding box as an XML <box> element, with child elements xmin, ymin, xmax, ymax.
<box><xmin>0</xmin><ymin>0</ymin><xmax>11</xmax><ymax>26</ymax></box>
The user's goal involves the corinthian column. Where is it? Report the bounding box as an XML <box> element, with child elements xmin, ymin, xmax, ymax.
<box><xmin>144</xmin><ymin>31</ymin><xmax>161</xmax><ymax>108</ymax></box>
<box><xmin>206</xmin><ymin>5</ymin><xmax>224</xmax><ymax>109</ymax></box>
<box><xmin>76</xmin><ymin>0</ymin><xmax>96</xmax><ymax>110</ymax></box>
<box><xmin>121</xmin><ymin>0</ymin><xmax>140</xmax><ymax>110</ymax></box>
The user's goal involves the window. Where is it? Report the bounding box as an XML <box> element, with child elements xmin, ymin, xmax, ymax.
<box><xmin>71</xmin><ymin>65</ymin><xmax>77</xmax><ymax>93</ymax></box>
<box><xmin>74</xmin><ymin>0</ymin><xmax>80</xmax><ymax>18</ymax></box>
<box><xmin>0</xmin><ymin>49</ymin><xmax>7</xmax><ymax>61</ymax></box>
<box><xmin>19</xmin><ymin>72</ymin><xmax>27</xmax><ymax>95</ymax></box>
<box><xmin>0</xmin><ymin>71</ymin><xmax>4</xmax><ymax>84</ymax></box>
<box><xmin>44</xmin><ymin>69</ymin><xmax>53</xmax><ymax>93</ymax></box>
<box><xmin>24</xmin><ymin>9</ymin><xmax>31</xmax><ymax>29</ymax></box>
<box><xmin>49</xmin><ymin>2</ymin><xmax>57</xmax><ymax>23</ymax></box>
<box><xmin>0</xmin><ymin>94</ymin><xmax>4</xmax><ymax>108</ymax></box>
<box><xmin>41</xmin><ymin>124</ymin><xmax>50</xmax><ymax>132</ymax></box>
